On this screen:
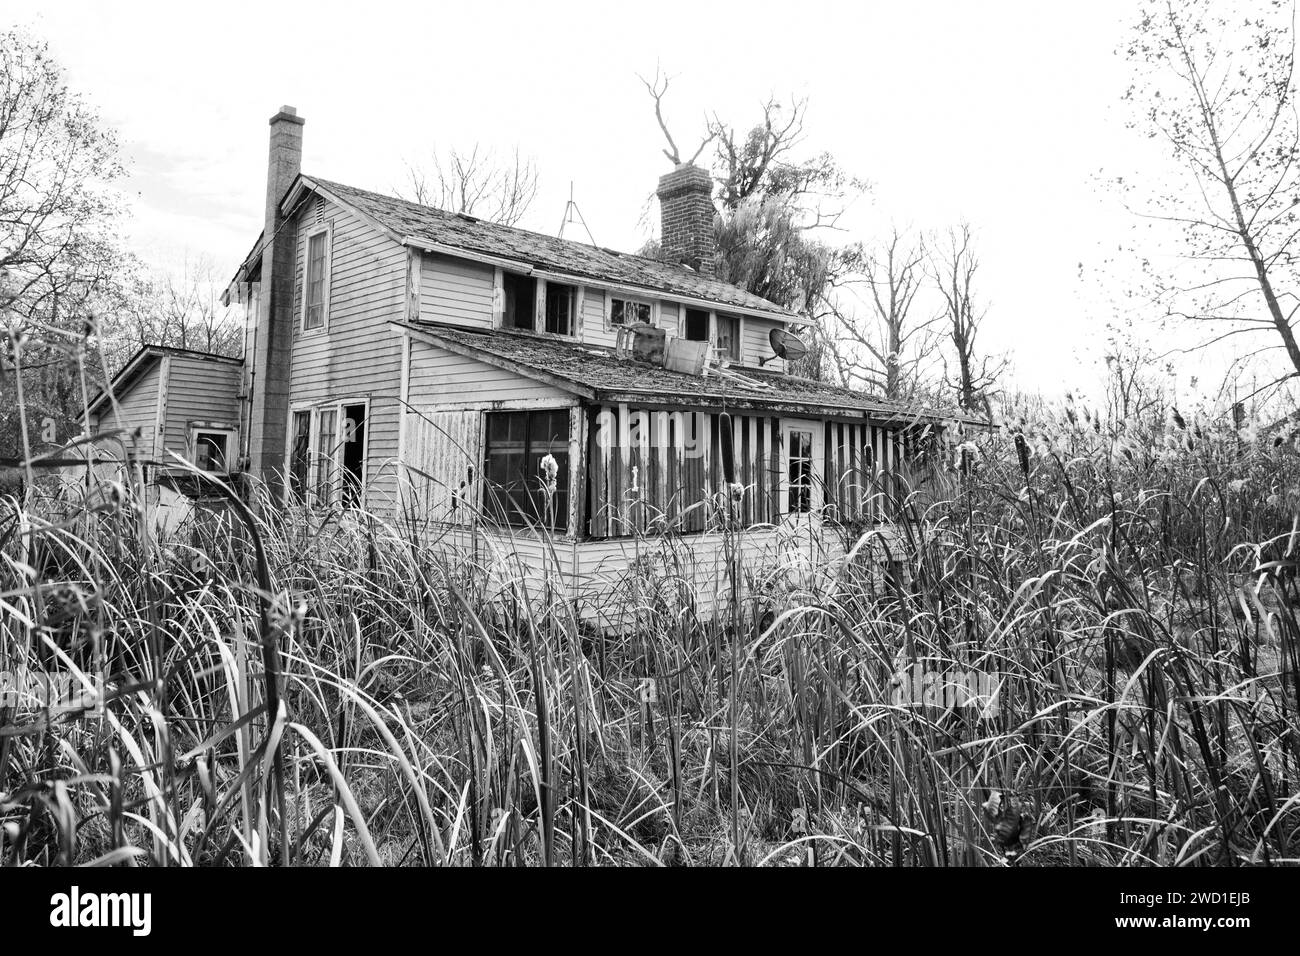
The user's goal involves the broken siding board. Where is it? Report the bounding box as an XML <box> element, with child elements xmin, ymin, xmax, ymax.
<box><xmin>402</xmin><ymin>407</ymin><xmax>481</xmax><ymax>524</ymax></box>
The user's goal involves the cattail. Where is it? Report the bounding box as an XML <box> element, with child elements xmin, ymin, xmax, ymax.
<box><xmin>1013</xmin><ymin>432</ymin><xmax>1030</xmax><ymax>476</ymax></box>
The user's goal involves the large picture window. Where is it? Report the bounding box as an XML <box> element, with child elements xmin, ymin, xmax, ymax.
<box><xmin>482</xmin><ymin>409</ymin><xmax>570</xmax><ymax>530</ymax></box>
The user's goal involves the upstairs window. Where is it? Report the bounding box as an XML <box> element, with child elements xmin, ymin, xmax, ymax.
<box><xmin>304</xmin><ymin>228</ymin><xmax>329</xmax><ymax>330</ymax></box>
<box><xmin>482</xmin><ymin>409</ymin><xmax>571</xmax><ymax>531</ymax></box>
<box><xmin>502</xmin><ymin>272</ymin><xmax>536</xmax><ymax>330</ymax></box>
<box><xmin>715</xmin><ymin>313</ymin><xmax>741</xmax><ymax>362</ymax></box>
<box><xmin>684</xmin><ymin>308</ymin><xmax>710</xmax><ymax>342</ymax></box>
<box><xmin>610</xmin><ymin>296</ymin><xmax>652</xmax><ymax>328</ymax></box>
<box><xmin>544</xmin><ymin>281</ymin><xmax>577</xmax><ymax>336</ymax></box>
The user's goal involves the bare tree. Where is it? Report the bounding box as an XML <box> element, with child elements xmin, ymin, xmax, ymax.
<box><xmin>930</xmin><ymin>224</ymin><xmax>1005</xmax><ymax>412</ymax></box>
<box><xmin>1123</xmin><ymin>0</ymin><xmax>1300</xmax><ymax>400</ymax></box>
<box><xmin>401</xmin><ymin>144</ymin><xmax>539</xmax><ymax>227</ymax></box>
<box><xmin>823</xmin><ymin>227</ymin><xmax>941</xmax><ymax>400</ymax></box>
<box><xmin>639</xmin><ymin>65</ymin><xmax>715</xmax><ymax>168</ymax></box>
<box><xmin>101</xmin><ymin>257</ymin><xmax>242</xmax><ymax>370</ymax></box>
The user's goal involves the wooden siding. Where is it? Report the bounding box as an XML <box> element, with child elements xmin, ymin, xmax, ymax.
<box><xmin>587</xmin><ymin>402</ymin><xmax>911</xmax><ymax>537</ymax></box>
<box><xmin>823</xmin><ymin>419</ymin><xmax>907</xmax><ymax>523</ymax></box>
<box><xmin>407</xmin><ymin>338</ymin><xmax>574</xmax><ymax>405</ymax></box>
<box><xmin>587</xmin><ymin>404</ymin><xmax>789</xmax><ymax>537</ymax></box>
<box><xmin>92</xmin><ymin>360</ymin><xmax>162</xmax><ymax>460</ymax></box>
<box><xmin>739</xmin><ymin>315</ymin><xmax>787</xmax><ymax>371</ymax></box>
<box><xmin>401</xmin><ymin>338</ymin><xmax>578</xmax><ymax>526</ymax></box>
<box><xmin>290</xmin><ymin>194</ymin><xmax>407</xmax><ymax>513</ymax></box>
<box><xmin>419</xmin><ymin>254</ymin><xmax>495</xmax><ymax>328</ymax></box>
<box><xmin>161</xmin><ymin>355</ymin><xmax>241</xmax><ymax>458</ymax></box>
<box><xmin>401</xmin><ymin>407</ymin><xmax>481</xmax><ymax>525</ymax></box>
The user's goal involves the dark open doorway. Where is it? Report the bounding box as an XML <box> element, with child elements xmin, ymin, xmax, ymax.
<box><xmin>342</xmin><ymin>403</ymin><xmax>366</xmax><ymax>508</ymax></box>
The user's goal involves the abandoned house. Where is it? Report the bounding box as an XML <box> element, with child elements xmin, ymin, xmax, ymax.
<box><xmin>87</xmin><ymin>105</ymin><xmax>971</xmax><ymax>621</ymax></box>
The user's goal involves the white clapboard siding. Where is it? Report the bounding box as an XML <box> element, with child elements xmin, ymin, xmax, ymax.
<box><xmin>740</xmin><ymin>315</ymin><xmax>786</xmax><ymax>371</ymax></box>
<box><xmin>92</xmin><ymin>360</ymin><xmax>162</xmax><ymax>460</ymax></box>
<box><xmin>161</xmin><ymin>355</ymin><xmax>242</xmax><ymax>460</ymax></box>
<box><xmin>420</xmin><ymin>254</ymin><xmax>494</xmax><ymax>328</ymax></box>
<box><xmin>407</xmin><ymin>338</ymin><xmax>574</xmax><ymax>404</ymax></box>
<box><xmin>290</xmin><ymin>194</ymin><xmax>407</xmax><ymax>513</ymax></box>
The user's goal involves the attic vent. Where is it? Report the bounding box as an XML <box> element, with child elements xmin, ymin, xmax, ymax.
<box><xmin>314</xmin><ymin>196</ymin><xmax>325</xmax><ymax>224</ymax></box>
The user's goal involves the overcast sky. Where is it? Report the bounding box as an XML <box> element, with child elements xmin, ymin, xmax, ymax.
<box><xmin>11</xmin><ymin>0</ymin><xmax>1161</xmax><ymax>397</ymax></box>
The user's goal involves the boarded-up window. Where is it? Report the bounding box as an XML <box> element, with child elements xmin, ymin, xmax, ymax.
<box><xmin>305</xmin><ymin>231</ymin><xmax>328</xmax><ymax>330</ymax></box>
<box><xmin>483</xmin><ymin>409</ymin><xmax>570</xmax><ymax>530</ymax></box>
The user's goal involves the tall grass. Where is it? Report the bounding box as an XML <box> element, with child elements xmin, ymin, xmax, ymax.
<box><xmin>2</xmin><ymin>347</ymin><xmax>1299</xmax><ymax>865</ymax></box>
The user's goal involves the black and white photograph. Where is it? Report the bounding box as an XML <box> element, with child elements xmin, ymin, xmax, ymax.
<box><xmin>0</xmin><ymin>0</ymin><xmax>1295</xmax><ymax>934</ymax></box>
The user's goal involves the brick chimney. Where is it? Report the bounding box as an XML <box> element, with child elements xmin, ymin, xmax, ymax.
<box><xmin>247</xmin><ymin>105</ymin><xmax>304</xmax><ymax>499</ymax></box>
<box><xmin>657</xmin><ymin>163</ymin><xmax>716</xmax><ymax>277</ymax></box>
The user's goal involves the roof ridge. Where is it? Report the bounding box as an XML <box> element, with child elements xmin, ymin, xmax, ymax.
<box><xmin>305</xmin><ymin>173</ymin><xmax>796</xmax><ymax>317</ymax></box>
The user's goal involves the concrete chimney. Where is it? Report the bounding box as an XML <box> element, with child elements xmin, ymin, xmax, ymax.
<box><xmin>247</xmin><ymin>105</ymin><xmax>304</xmax><ymax>499</ymax></box>
<box><xmin>656</xmin><ymin>163</ymin><xmax>717</xmax><ymax>278</ymax></box>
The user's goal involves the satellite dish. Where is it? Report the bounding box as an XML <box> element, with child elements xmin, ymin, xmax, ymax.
<box><xmin>762</xmin><ymin>327</ymin><xmax>808</xmax><ymax>365</ymax></box>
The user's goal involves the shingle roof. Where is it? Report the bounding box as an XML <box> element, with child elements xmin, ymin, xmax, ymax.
<box><xmin>307</xmin><ymin>176</ymin><xmax>797</xmax><ymax>319</ymax></box>
<box><xmin>401</xmin><ymin>322</ymin><xmax>960</xmax><ymax>422</ymax></box>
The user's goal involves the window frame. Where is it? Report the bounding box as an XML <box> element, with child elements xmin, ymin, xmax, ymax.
<box><xmin>284</xmin><ymin>397</ymin><xmax>370</xmax><ymax>509</ymax></box>
<box><xmin>607</xmin><ymin>295</ymin><xmax>656</xmax><ymax>331</ymax></box>
<box><xmin>714</xmin><ymin>312</ymin><xmax>742</xmax><ymax>364</ymax></box>
<box><xmin>779</xmin><ymin>418</ymin><xmax>823</xmax><ymax>516</ymax></box>
<box><xmin>481</xmin><ymin>407</ymin><xmax>573</xmax><ymax>533</ymax></box>
<box><xmin>188</xmin><ymin>424</ymin><xmax>238</xmax><ymax>474</ymax></box>
<box><xmin>301</xmin><ymin>221</ymin><xmax>333</xmax><ymax>333</ymax></box>
<box><xmin>542</xmin><ymin>280</ymin><xmax>579</xmax><ymax>337</ymax></box>
<box><xmin>499</xmin><ymin>269</ymin><xmax>538</xmax><ymax>332</ymax></box>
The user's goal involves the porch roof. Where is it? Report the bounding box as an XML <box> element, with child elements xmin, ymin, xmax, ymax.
<box><xmin>397</xmin><ymin>321</ymin><xmax>979</xmax><ymax>424</ymax></box>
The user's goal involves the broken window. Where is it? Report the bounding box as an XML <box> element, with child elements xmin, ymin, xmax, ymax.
<box><xmin>715</xmin><ymin>313</ymin><xmax>741</xmax><ymax>362</ymax></box>
<box><xmin>304</xmin><ymin>229</ymin><xmax>328</xmax><ymax>330</ymax></box>
<box><xmin>610</xmin><ymin>296</ymin><xmax>652</xmax><ymax>327</ymax></box>
<box><xmin>544</xmin><ymin>281</ymin><xmax>576</xmax><ymax>336</ymax></box>
<box><xmin>290</xmin><ymin>411</ymin><xmax>311</xmax><ymax>502</ymax></box>
<box><xmin>315</xmin><ymin>408</ymin><xmax>337</xmax><ymax>503</ymax></box>
<box><xmin>502</xmin><ymin>272</ymin><xmax>536</xmax><ymax>330</ymax></box>
<box><xmin>341</xmin><ymin>404</ymin><xmax>366</xmax><ymax>509</ymax></box>
<box><xmin>684</xmin><ymin>308</ymin><xmax>710</xmax><ymax>342</ymax></box>
<box><xmin>482</xmin><ymin>409</ymin><xmax>570</xmax><ymax>530</ymax></box>
<box><xmin>193</xmin><ymin>430</ymin><xmax>233</xmax><ymax>473</ymax></box>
